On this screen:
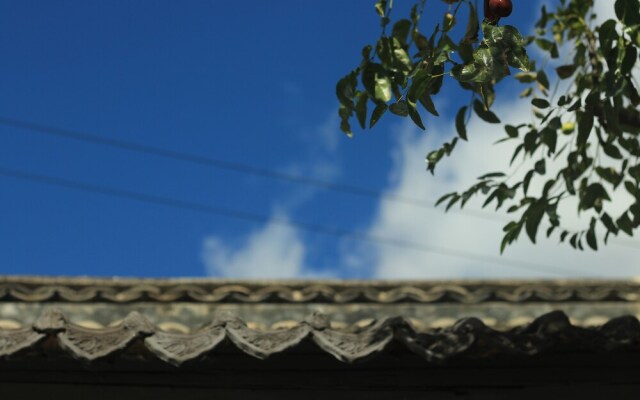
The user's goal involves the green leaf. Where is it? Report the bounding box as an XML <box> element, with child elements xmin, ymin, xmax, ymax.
<box><xmin>407</xmin><ymin>70</ymin><xmax>430</xmax><ymax>103</ymax></box>
<box><xmin>463</xmin><ymin>2</ymin><xmax>479</xmax><ymax>43</ymax></box>
<box><xmin>536</xmin><ymin>70</ymin><xmax>550</xmax><ymax>90</ymax></box>
<box><xmin>445</xmin><ymin>193</ymin><xmax>460</xmax><ymax>210</ymax></box>
<box><xmin>568</xmin><ymin>99</ymin><xmax>582</xmax><ymax>112</ymax></box>
<box><xmin>374</xmin><ymin>0</ymin><xmax>387</xmax><ymax>17</ymax></box>
<box><xmin>391</xmin><ymin>39</ymin><xmax>412</xmax><ymax>69</ymax></box>
<box><xmin>478</xmin><ymin>172</ymin><xmax>506</xmax><ymax>180</ymax></box>
<box><xmin>505</xmin><ymin>125</ymin><xmax>519</xmax><ymax>138</ymax></box>
<box><xmin>586</xmin><ymin>221</ymin><xmax>598</xmax><ymax>250</ymax></box>
<box><xmin>535</xmin><ymin>38</ymin><xmax>558</xmax><ymax>58</ymax></box>
<box><xmin>426</xmin><ymin>138</ymin><xmax>458</xmax><ymax>174</ymax></box>
<box><xmin>362</xmin><ymin>63</ymin><xmax>392</xmax><ymax>103</ymax></box>
<box><xmin>336</xmin><ymin>69</ymin><xmax>359</xmax><ymax>106</ymax></box>
<box><xmin>361</xmin><ymin>45</ymin><xmax>372</xmax><ymax>61</ymax></box>
<box><xmin>534</xmin><ymin>159</ymin><xmax>546</xmax><ymax>174</ymax></box>
<box><xmin>616</xmin><ymin>212</ymin><xmax>634</xmax><ymax>236</ymax></box>
<box><xmin>579</xmin><ymin>183</ymin><xmax>611</xmax><ymax>211</ymax></box>
<box><xmin>389</xmin><ymin>101</ymin><xmax>409</xmax><ymax>116</ymax></box>
<box><xmin>541</xmin><ymin>127</ymin><xmax>558</xmax><ymax>153</ymax></box>
<box><xmin>532</xmin><ymin>98</ymin><xmax>550</xmax><ymax>109</ymax></box>
<box><xmin>620</xmin><ymin>45</ymin><xmax>637</xmax><ymax>76</ymax></box>
<box><xmin>577</xmin><ymin>111</ymin><xmax>594</xmax><ymax>148</ymax></box>
<box><xmin>556</xmin><ymin>64</ymin><xmax>577</xmax><ymax>79</ymax></box>
<box><xmin>599</xmin><ymin>20</ymin><xmax>619</xmax><ymax>55</ymax></box>
<box><xmin>523</xmin><ymin>129</ymin><xmax>539</xmax><ymax>154</ymax></box>
<box><xmin>407</xmin><ymin>101</ymin><xmax>426</xmax><ymax>130</ymax></box>
<box><xmin>451</xmin><ymin>61</ymin><xmax>491</xmax><ymax>83</ymax></box>
<box><xmin>473</xmin><ymin>99</ymin><xmax>501</xmax><ymax>123</ymax></box>
<box><xmin>338</xmin><ymin>104</ymin><xmax>353</xmax><ymax>137</ymax></box>
<box><xmin>373</xmin><ymin>76</ymin><xmax>392</xmax><ymax>103</ymax></box>
<box><xmin>514</xmin><ymin>72</ymin><xmax>537</xmax><ymax>83</ymax></box>
<box><xmin>560</xmin><ymin>231</ymin><xmax>569</xmax><ymax>243</ymax></box>
<box><xmin>392</xmin><ymin>19</ymin><xmax>412</xmax><ymax>45</ymax></box>
<box><xmin>523</xmin><ymin>170</ymin><xmax>534</xmax><ymax>194</ymax></box>
<box><xmin>520</xmin><ymin>87</ymin><xmax>533</xmax><ymax>98</ymax></box>
<box><xmin>473</xmin><ymin>47</ymin><xmax>498</xmax><ymax>75</ymax></box>
<box><xmin>455</xmin><ymin>106</ymin><xmax>468</xmax><ymax>140</ymax></box>
<box><xmin>569</xmin><ymin>233</ymin><xmax>579</xmax><ymax>249</ymax></box>
<box><xmin>625</xmin><ymin>180</ymin><xmax>640</xmax><ymax>197</ymax></box>
<box><xmin>436</xmin><ymin>192</ymin><xmax>458</xmax><ymax>207</ymax></box>
<box><xmin>577</xmin><ymin>237</ymin><xmax>585</xmax><ymax>251</ymax></box>
<box><xmin>604</xmin><ymin>102</ymin><xmax>623</xmax><ymax>135</ymax></box>
<box><xmin>410</xmin><ymin>3</ymin><xmax>420</xmax><ymax>26</ymax></box>
<box><xmin>507</xmin><ymin>51</ymin><xmax>530</xmax><ymax>71</ymax></box>
<box><xmin>601</xmin><ymin>213</ymin><xmax>619</xmax><ymax>235</ymax></box>
<box><xmin>482</xmin><ymin>187</ymin><xmax>500</xmax><ymax>209</ymax></box>
<box><xmin>557</xmin><ymin>96</ymin><xmax>569</xmax><ymax>107</ymax></box>
<box><xmin>500</xmin><ymin>229</ymin><xmax>517</xmax><ymax>254</ymax></box>
<box><xmin>354</xmin><ymin>92</ymin><xmax>368</xmax><ymax>129</ymax></box>
<box><xmin>542</xmin><ymin>179</ymin><xmax>556</xmax><ymax>196</ymax></box>
<box><xmin>631</xmin><ymin>202</ymin><xmax>640</xmax><ymax>220</ymax></box>
<box><xmin>458</xmin><ymin>42</ymin><xmax>474</xmax><ymax>64</ymax></box>
<box><xmin>419</xmin><ymin>93</ymin><xmax>439</xmax><ymax>117</ymax></box>
<box><xmin>525</xmin><ymin>200</ymin><xmax>546</xmax><ymax>244</ymax></box>
<box><xmin>376</xmin><ymin>37</ymin><xmax>411</xmax><ymax>72</ymax></box>
<box><xmin>615</xmin><ymin>0</ymin><xmax>640</xmax><ymax>26</ymax></box>
<box><xmin>596</xmin><ymin>167</ymin><xmax>623</xmax><ymax>186</ymax></box>
<box><xmin>629</xmin><ymin>163</ymin><xmax>640</xmax><ymax>181</ymax></box>
<box><xmin>370</xmin><ymin>103</ymin><xmax>388</xmax><ymax>128</ymax></box>
<box><xmin>603</xmin><ymin>144</ymin><xmax>623</xmax><ymax>159</ymax></box>
<box><xmin>429</xmin><ymin>65</ymin><xmax>445</xmax><ymax>95</ymax></box>
<box><xmin>615</xmin><ymin>0</ymin><xmax>626</xmax><ymax>21</ymax></box>
<box><xmin>536</xmin><ymin>5</ymin><xmax>549</xmax><ymax>29</ymax></box>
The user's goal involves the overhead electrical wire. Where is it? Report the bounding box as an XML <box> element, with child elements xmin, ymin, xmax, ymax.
<box><xmin>0</xmin><ymin>166</ymin><xmax>596</xmax><ymax>277</ymax></box>
<box><xmin>0</xmin><ymin>116</ymin><xmax>637</xmax><ymax>250</ymax></box>
<box><xmin>0</xmin><ymin>116</ymin><xmax>502</xmax><ymax>222</ymax></box>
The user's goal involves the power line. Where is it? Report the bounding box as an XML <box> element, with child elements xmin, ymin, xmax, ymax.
<box><xmin>0</xmin><ymin>116</ymin><xmax>501</xmax><ymax>222</ymax></box>
<box><xmin>0</xmin><ymin>166</ymin><xmax>594</xmax><ymax>277</ymax></box>
<box><xmin>611</xmin><ymin>237</ymin><xmax>640</xmax><ymax>250</ymax></box>
<box><xmin>1</xmin><ymin>116</ymin><xmax>637</xmax><ymax>250</ymax></box>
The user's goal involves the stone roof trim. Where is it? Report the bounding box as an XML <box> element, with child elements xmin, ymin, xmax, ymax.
<box><xmin>1</xmin><ymin>276</ymin><xmax>639</xmax><ymax>304</ymax></box>
<box><xmin>1</xmin><ymin>309</ymin><xmax>639</xmax><ymax>366</ymax></box>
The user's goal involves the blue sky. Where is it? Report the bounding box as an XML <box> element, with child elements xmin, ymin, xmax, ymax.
<box><xmin>1</xmin><ymin>0</ymin><xmax>639</xmax><ymax>279</ymax></box>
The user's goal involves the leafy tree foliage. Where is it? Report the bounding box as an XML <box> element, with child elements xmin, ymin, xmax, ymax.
<box><xmin>337</xmin><ymin>0</ymin><xmax>640</xmax><ymax>252</ymax></box>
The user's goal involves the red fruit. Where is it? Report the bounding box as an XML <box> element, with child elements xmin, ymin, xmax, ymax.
<box><xmin>489</xmin><ymin>0</ymin><xmax>512</xmax><ymax>18</ymax></box>
<box><xmin>484</xmin><ymin>0</ymin><xmax>496</xmax><ymax>22</ymax></box>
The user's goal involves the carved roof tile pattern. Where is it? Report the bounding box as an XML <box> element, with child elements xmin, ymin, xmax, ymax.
<box><xmin>1</xmin><ymin>277</ymin><xmax>640</xmax><ymax>303</ymax></box>
<box><xmin>2</xmin><ymin>309</ymin><xmax>640</xmax><ymax>366</ymax></box>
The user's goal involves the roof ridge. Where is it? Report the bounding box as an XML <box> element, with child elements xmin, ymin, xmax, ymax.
<box><xmin>1</xmin><ymin>278</ymin><xmax>639</xmax><ymax>304</ymax></box>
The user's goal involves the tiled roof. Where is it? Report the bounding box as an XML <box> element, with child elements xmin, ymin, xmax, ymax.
<box><xmin>2</xmin><ymin>308</ymin><xmax>640</xmax><ymax>366</ymax></box>
<box><xmin>1</xmin><ymin>276</ymin><xmax>639</xmax><ymax>303</ymax></box>
<box><xmin>2</xmin><ymin>277</ymin><xmax>640</xmax><ymax>368</ymax></box>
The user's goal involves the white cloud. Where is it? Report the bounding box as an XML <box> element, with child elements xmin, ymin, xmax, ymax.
<box><xmin>276</xmin><ymin>112</ymin><xmax>343</xmax><ymax>210</ymax></box>
<box><xmin>316</xmin><ymin>112</ymin><xmax>341</xmax><ymax>154</ymax></box>
<box><xmin>201</xmin><ymin>110</ymin><xmax>343</xmax><ymax>279</ymax></box>
<box><xmin>593</xmin><ymin>0</ymin><xmax>616</xmax><ymax>22</ymax></box>
<box><xmin>202</xmin><ymin>211</ymin><xmax>308</xmax><ymax>278</ymax></box>
<box><xmin>540</xmin><ymin>0</ymin><xmax>615</xmax><ymax>22</ymax></box>
<box><xmin>366</xmin><ymin>92</ymin><xmax>640</xmax><ymax>279</ymax></box>
<box><xmin>362</xmin><ymin>0</ymin><xmax>640</xmax><ymax>279</ymax></box>
<box><xmin>201</xmin><ymin>0</ymin><xmax>639</xmax><ymax>280</ymax></box>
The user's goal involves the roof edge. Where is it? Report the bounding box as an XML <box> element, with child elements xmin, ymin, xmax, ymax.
<box><xmin>1</xmin><ymin>309</ymin><xmax>639</xmax><ymax>365</ymax></box>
